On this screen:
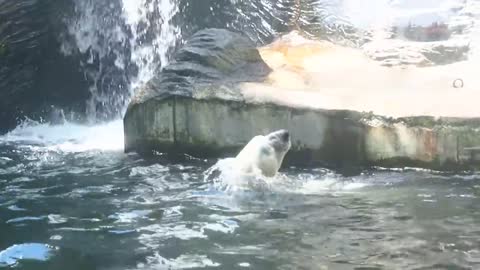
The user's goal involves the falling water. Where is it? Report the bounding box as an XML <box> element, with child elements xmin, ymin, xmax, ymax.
<box><xmin>121</xmin><ymin>0</ymin><xmax>181</xmax><ymax>101</ymax></box>
<box><xmin>61</xmin><ymin>0</ymin><xmax>180</xmax><ymax>122</ymax></box>
<box><xmin>1</xmin><ymin>0</ymin><xmax>183</xmax><ymax>153</ymax></box>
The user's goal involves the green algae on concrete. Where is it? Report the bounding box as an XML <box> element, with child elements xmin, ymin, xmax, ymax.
<box><xmin>124</xmin><ymin>94</ymin><xmax>480</xmax><ymax>170</ymax></box>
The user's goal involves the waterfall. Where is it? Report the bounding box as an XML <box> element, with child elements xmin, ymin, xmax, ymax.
<box><xmin>61</xmin><ymin>0</ymin><xmax>180</xmax><ymax>122</ymax></box>
<box><xmin>3</xmin><ymin>0</ymin><xmax>480</xmax><ymax>151</ymax></box>
<box><xmin>122</xmin><ymin>0</ymin><xmax>181</xmax><ymax>102</ymax></box>
<box><xmin>57</xmin><ymin>0</ymin><xmax>352</xmax><ymax>124</ymax></box>
<box><xmin>37</xmin><ymin>0</ymin><xmax>480</xmax><ymax>124</ymax></box>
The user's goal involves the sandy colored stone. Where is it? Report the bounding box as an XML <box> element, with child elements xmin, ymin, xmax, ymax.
<box><xmin>245</xmin><ymin>31</ymin><xmax>479</xmax><ymax>118</ymax></box>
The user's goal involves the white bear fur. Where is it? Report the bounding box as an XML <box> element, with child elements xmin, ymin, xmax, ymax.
<box><xmin>234</xmin><ymin>130</ymin><xmax>291</xmax><ymax>177</ymax></box>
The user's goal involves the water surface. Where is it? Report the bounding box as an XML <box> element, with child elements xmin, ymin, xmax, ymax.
<box><xmin>1</xmin><ymin>122</ymin><xmax>479</xmax><ymax>269</ymax></box>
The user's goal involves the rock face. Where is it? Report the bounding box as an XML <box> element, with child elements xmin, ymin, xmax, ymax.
<box><xmin>126</xmin><ymin>28</ymin><xmax>271</xmax><ymax>105</ymax></box>
<box><xmin>0</xmin><ymin>0</ymin><xmax>90</xmax><ymax>132</ymax></box>
<box><xmin>124</xmin><ymin>28</ymin><xmax>271</xmax><ymax>155</ymax></box>
<box><xmin>126</xmin><ymin>96</ymin><xmax>480</xmax><ymax>170</ymax></box>
<box><xmin>124</xmin><ymin>28</ymin><xmax>480</xmax><ymax>170</ymax></box>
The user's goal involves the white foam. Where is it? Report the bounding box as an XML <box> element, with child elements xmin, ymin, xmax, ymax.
<box><xmin>138</xmin><ymin>223</ymin><xmax>207</xmax><ymax>242</ymax></box>
<box><xmin>0</xmin><ymin>120</ymin><xmax>124</xmax><ymax>152</ymax></box>
<box><xmin>109</xmin><ymin>210</ymin><xmax>152</xmax><ymax>224</ymax></box>
<box><xmin>204</xmin><ymin>158</ymin><xmax>282</xmax><ymax>193</ymax></box>
<box><xmin>205</xmin><ymin>158</ymin><xmax>369</xmax><ymax>195</ymax></box>
<box><xmin>138</xmin><ymin>253</ymin><xmax>220</xmax><ymax>269</ymax></box>
<box><xmin>201</xmin><ymin>220</ymin><xmax>239</xmax><ymax>234</ymax></box>
<box><xmin>298</xmin><ymin>178</ymin><xmax>369</xmax><ymax>195</ymax></box>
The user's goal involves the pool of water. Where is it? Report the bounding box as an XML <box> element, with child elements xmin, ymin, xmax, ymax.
<box><xmin>1</xmin><ymin>121</ymin><xmax>480</xmax><ymax>270</ymax></box>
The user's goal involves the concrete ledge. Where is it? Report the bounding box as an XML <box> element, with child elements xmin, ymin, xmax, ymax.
<box><xmin>124</xmin><ymin>95</ymin><xmax>480</xmax><ymax>170</ymax></box>
<box><xmin>124</xmin><ymin>29</ymin><xmax>480</xmax><ymax>171</ymax></box>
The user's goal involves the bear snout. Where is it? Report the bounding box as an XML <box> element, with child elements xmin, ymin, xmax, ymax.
<box><xmin>280</xmin><ymin>130</ymin><xmax>290</xmax><ymax>142</ymax></box>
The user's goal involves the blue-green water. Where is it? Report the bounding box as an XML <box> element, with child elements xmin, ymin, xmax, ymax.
<box><xmin>1</xmin><ymin>121</ymin><xmax>480</xmax><ymax>270</ymax></box>
<box><xmin>2</xmin><ymin>0</ymin><xmax>480</xmax><ymax>268</ymax></box>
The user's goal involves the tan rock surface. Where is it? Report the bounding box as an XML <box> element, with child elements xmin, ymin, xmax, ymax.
<box><xmin>241</xmin><ymin>31</ymin><xmax>479</xmax><ymax>118</ymax></box>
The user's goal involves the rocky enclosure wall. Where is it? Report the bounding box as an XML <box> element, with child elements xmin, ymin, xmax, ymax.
<box><xmin>125</xmin><ymin>95</ymin><xmax>480</xmax><ymax>170</ymax></box>
<box><xmin>124</xmin><ymin>28</ymin><xmax>480</xmax><ymax>170</ymax></box>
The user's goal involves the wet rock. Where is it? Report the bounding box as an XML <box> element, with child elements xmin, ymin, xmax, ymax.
<box><xmin>0</xmin><ymin>0</ymin><xmax>90</xmax><ymax>133</ymax></box>
<box><xmin>363</xmin><ymin>39</ymin><xmax>470</xmax><ymax>67</ymax></box>
<box><xmin>394</xmin><ymin>22</ymin><xmax>452</xmax><ymax>42</ymax></box>
<box><xmin>127</xmin><ymin>28</ymin><xmax>271</xmax><ymax>106</ymax></box>
<box><xmin>124</xmin><ymin>29</ymin><xmax>480</xmax><ymax>170</ymax></box>
<box><xmin>361</xmin><ymin>1</ymin><xmax>477</xmax><ymax>67</ymax></box>
<box><xmin>124</xmin><ymin>28</ymin><xmax>271</xmax><ymax>155</ymax></box>
<box><xmin>126</xmin><ymin>93</ymin><xmax>480</xmax><ymax>170</ymax></box>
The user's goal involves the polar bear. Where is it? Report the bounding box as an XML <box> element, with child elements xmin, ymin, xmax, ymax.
<box><xmin>234</xmin><ymin>129</ymin><xmax>291</xmax><ymax>177</ymax></box>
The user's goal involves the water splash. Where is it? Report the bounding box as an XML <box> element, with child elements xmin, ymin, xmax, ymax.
<box><xmin>61</xmin><ymin>0</ymin><xmax>180</xmax><ymax>122</ymax></box>
<box><xmin>3</xmin><ymin>0</ymin><xmax>181</xmax><ymax>153</ymax></box>
<box><xmin>204</xmin><ymin>158</ymin><xmax>369</xmax><ymax>195</ymax></box>
<box><xmin>138</xmin><ymin>253</ymin><xmax>220</xmax><ymax>269</ymax></box>
<box><xmin>122</xmin><ymin>0</ymin><xmax>181</xmax><ymax>94</ymax></box>
<box><xmin>0</xmin><ymin>120</ymin><xmax>124</xmax><ymax>152</ymax></box>
<box><xmin>62</xmin><ymin>0</ymin><xmax>132</xmax><ymax>122</ymax></box>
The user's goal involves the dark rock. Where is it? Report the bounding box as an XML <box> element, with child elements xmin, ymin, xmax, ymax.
<box><xmin>126</xmin><ymin>28</ymin><xmax>271</xmax><ymax>106</ymax></box>
<box><xmin>124</xmin><ymin>28</ymin><xmax>480</xmax><ymax>171</ymax></box>
<box><xmin>0</xmin><ymin>0</ymin><xmax>90</xmax><ymax>133</ymax></box>
<box><xmin>124</xmin><ymin>28</ymin><xmax>272</xmax><ymax>154</ymax></box>
<box><xmin>174</xmin><ymin>0</ymin><xmax>364</xmax><ymax>46</ymax></box>
<box><xmin>396</xmin><ymin>22</ymin><xmax>452</xmax><ymax>42</ymax></box>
